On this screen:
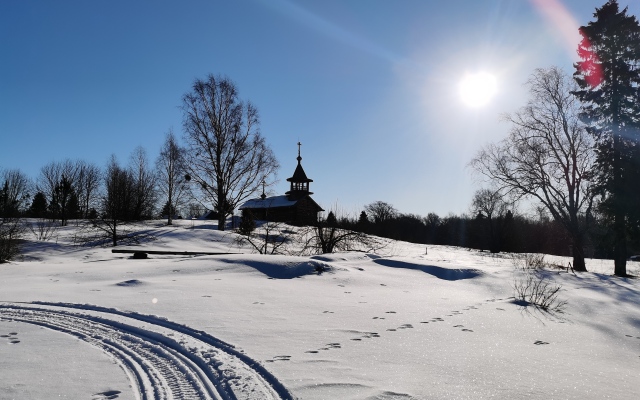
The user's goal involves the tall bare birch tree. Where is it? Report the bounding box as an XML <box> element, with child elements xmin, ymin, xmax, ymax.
<box><xmin>470</xmin><ymin>67</ymin><xmax>597</xmax><ymax>271</ymax></box>
<box><xmin>156</xmin><ymin>129</ymin><xmax>189</xmax><ymax>225</ymax></box>
<box><xmin>182</xmin><ymin>75</ymin><xmax>279</xmax><ymax>231</ymax></box>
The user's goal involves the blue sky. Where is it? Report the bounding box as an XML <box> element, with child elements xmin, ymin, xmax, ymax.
<box><xmin>2</xmin><ymin>0</ymin><xmax>639</xmax><ymax>217</ymax></box>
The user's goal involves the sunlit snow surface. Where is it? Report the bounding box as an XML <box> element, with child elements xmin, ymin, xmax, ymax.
<box><xmin>1</xmin><ymin>220</ymin><xmax>639</xmax><ymax>399</ymax></box>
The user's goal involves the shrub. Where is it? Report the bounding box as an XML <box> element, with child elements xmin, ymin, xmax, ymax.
<box><xmin>0</xmin><ymin>219</ymin><xmax>24</xmax><ymax>263</ymax></box>
<box><xmin>513</xmin><ymin>271</ymin><xmax>567</xmax><ymax>313</ymax></box>
<box><xmin>511</xmin><ymin>253</ymin><xmax>548</xmax><ymax>270</ymax></box>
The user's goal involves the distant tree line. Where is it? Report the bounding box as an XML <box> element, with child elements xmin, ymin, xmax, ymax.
<box><xmin>327</xmin><ymin>199</ymin><xmax>635</xmax><ymax>262</ymax></box>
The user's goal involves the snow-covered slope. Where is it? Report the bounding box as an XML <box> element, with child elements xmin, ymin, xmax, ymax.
<box><xmin>1</xmin><ymin>220</ymin><xmax>638</xmax><ymax>399</ymax></box>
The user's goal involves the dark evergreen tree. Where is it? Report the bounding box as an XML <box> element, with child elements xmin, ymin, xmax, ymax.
<box><xmin>0</xmin><ymin>181</ymin><xmax>19</xmax><ymax>219</ymax></box>
<box><xmin>160</xmin><ymin>201</ymin><xmax>178</xmax><ymax>219</ymax></box>
<box><xmin>356</xmin><ymin>210</ymin><xmax>370</xmax><ymax>233</ymax></box>
<box><xmin>326</xmin><ymin>211</ymin><xmax>337</xmax><ymax>227</ymax></box>
<box><xmin>573</xmin><ymin>0</ymin><xmax>640</xmax><ymax>276</ymax></box>
<box><xmin>29</xmin><ymin>192</ymin><xmax>48</xmax><ymax>218</ymax></box>
<box><xmin>237</xmin><ymin>210</ymin><xmax>256</xmax><ymax>236</ymax></box>
<box><xmin>66</xmin><ymin>191</ymin><xmax>80</xmax><ymax>221</ymax></box>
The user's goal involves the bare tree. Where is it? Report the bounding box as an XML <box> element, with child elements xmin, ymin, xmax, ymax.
<box><xmin>470</xmin><ymin>67</ymin><xmax>597</xmax><ymax>271</ymax></box>
<box><xmin>129</xmin><ymin>147</ymin><xmax>157</xmax><ymax>220</ymax></box>
<box><xmin>364</xmin><ymin>201</ymin><xmax>397</xmax><ymax>224</ymax></box>
<box><xmin>93</xmin><ymin>156</ymin><xmax>136</xmax><ymax>246</ymax></box>
<box><xmin>235</xmin><ymin>220</ymin><xmax>294</xmax><ymax>255</ymax></box>
<box><xmin>300</xmin><ymin>210</ymin><xmax>384</xmax><ymax>255</ymax></box>
<box><xmin>156</xmin><ymin>129</ymin><xmax>189</xmax><ymax>225</ymax></box>
<box><xmin>37</xmin><ymin>160</ymin><xmax>80</xmax><ymax>225</ymax></box>
<box><xmin>182</xmin><ymin>74</ymin><xmax>279</xmax><ymax>231</ymax></box>
<box><xmin>470</xmin><ymin>188</ymin><xmax>516</xmax><ymax>253</ymax></box>
<box><xmin>0</xmin><ymin>169</ymin><xmax>30</xmax><ymax>262</ymax></box>
<box><xmin>0</xmin><ymin>169</ymin><xmax>31</xmax><ymax>216</ymax></box>
<box><xmin>75</xmin><ymin>160</ymin><xmax>101</xmax><ymax>218</ymax></box>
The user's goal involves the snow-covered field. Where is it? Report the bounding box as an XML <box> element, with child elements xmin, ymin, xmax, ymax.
<box><xmin>1</xmin><ymin>220</ymin><xmax>639</xmax><ymax>399</ymax></box>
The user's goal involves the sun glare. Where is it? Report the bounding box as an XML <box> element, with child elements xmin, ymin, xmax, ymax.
<box><xmin>458</xmin><ymin>72</ymin><xmax>498</xmax><ymax>108</ymax></box>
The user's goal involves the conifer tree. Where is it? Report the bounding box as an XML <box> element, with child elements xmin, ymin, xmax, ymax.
<box><xmin>326</xmin><ymin>211</ymin><xmax>337</xmax><ymax>227</ymax></box>
<box><xmin>29</xmin><ymin>192</ymin><xmax>48</xmax><ymax>218</ymax></box>
<box><xmin>573</xmin><ymin>0</ymin><xmax>640</xmax><ymax>276</ymax></box>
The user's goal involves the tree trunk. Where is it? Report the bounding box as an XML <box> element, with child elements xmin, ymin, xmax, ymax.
<box><xmin>572</xmin><ymin>241</ymin><xmax>587</xmax><ymax>272</ymax></box>
<box><xmin>218</xmin><ymin>214</ymin><xmax>226</xmax><ymax>231</ymax></box>
<box><xmin>112</xmin><ymin>221</ymin><xmax>118</xmax><ymax>247</ymax></box>
<box><xmin>612</xmin><ymin>134</ymin><xmax>627</xmax><ymax>277</ymax></box>
<box><xmin>614</xmin><ymin>209</ymin><xmax>627</xmax><ymax>276</ymax></box>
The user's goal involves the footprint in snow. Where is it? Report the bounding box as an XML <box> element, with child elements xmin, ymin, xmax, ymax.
<box><xmin>398</xmin><ymin>324</ymin><xmax>413</xmax><ymax>329</ymax></box>
<box><xmin>350</xmin><ymin>332</ymin><xmax>379</xmax><ymax>342</ymax></box>
<box><xmin>534</xmin><ymin>340</ymin><xmax>549</xmax><ymax>345</ymax></box>
<box><xmin>2</xmin><ymin>332</ymin><xmax>20</xmax><ymax>344</ymax></box>
<box><xmin>266</xmin><ymin>355</ymin><xmax>291</xmax><ymax>362</ymax></box>
<box><xmin>92</xmin><ymin>390</ymin><xmax>121</xmax><ymax>400</ymax></box>
<box><xmin>461</xmin><ymin>329</ymin><xmax>474</xmax><ymax>332</ymax></box>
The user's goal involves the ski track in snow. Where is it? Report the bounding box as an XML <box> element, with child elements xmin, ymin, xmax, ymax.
<box><xmin>0</xmin><ymin>301</ymin><xmax>294</xmax><ymax>400</ymax></box>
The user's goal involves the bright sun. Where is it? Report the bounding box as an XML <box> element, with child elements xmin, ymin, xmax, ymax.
<box><xmin>458</xmin><ymin>72</ymin><xmax>498</xmax><ymax>108</ymax></box>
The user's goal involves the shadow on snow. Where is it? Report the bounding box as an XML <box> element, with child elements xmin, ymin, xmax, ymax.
<box><xmin>373</xmin><ymin>258</ymin><xmax>482</xmax><ymax>281</ymax></box>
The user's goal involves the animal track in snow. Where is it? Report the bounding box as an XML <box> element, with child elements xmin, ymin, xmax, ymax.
<box><xmin>91</xmin><ymin>390</ymin><xmax>121</xmax><ymax>400</ymax></box>
<box><xmin>266</xmin><ymin>355</ymin><xmax>291</xmax><ymax>363</ymax></box>
<box><xmin>1</xmin><ymin>331</ymin><xmax>20</xmax><ymax>344</ymax></box>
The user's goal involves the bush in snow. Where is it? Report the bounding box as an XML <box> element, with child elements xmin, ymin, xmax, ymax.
<box><xmin>512</xmin><ymin>271</ymin><xmax>567</xmax><ymax>313</ymax></box>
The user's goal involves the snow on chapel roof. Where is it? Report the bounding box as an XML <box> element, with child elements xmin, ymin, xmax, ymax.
<box><xmin>239</xmin><ymin>195</ymin><xmax>297</xmax><ymax>210</ymax></box>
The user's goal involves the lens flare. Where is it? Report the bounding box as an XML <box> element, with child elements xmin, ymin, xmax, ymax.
<box><xmin>529</xmin><ymin>0</ymin><xmax>602</xmax><ymax>87</ymax></box>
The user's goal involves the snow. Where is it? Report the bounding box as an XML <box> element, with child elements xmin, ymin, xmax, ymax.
<box><xmin>239</xmin><ymin>195</ymin><xmax>298</xmax><ymax>210</ymax></box>
<box><xmin>1</xmin><ymin>220</ymin><xmax>639</xmax><ymax>399</ymax></box>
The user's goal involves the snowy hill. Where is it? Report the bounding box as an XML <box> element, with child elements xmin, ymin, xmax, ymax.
<box><xmin>1</xmin><ymin>220</ymin><xmax>639</xmax><ymax>399</ymax></box>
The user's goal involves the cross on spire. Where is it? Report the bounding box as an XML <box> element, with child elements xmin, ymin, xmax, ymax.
<box><xmin>297</xmin><ymin>141</ymin><xmax>302</xmax><ymax>163</ymax></box>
